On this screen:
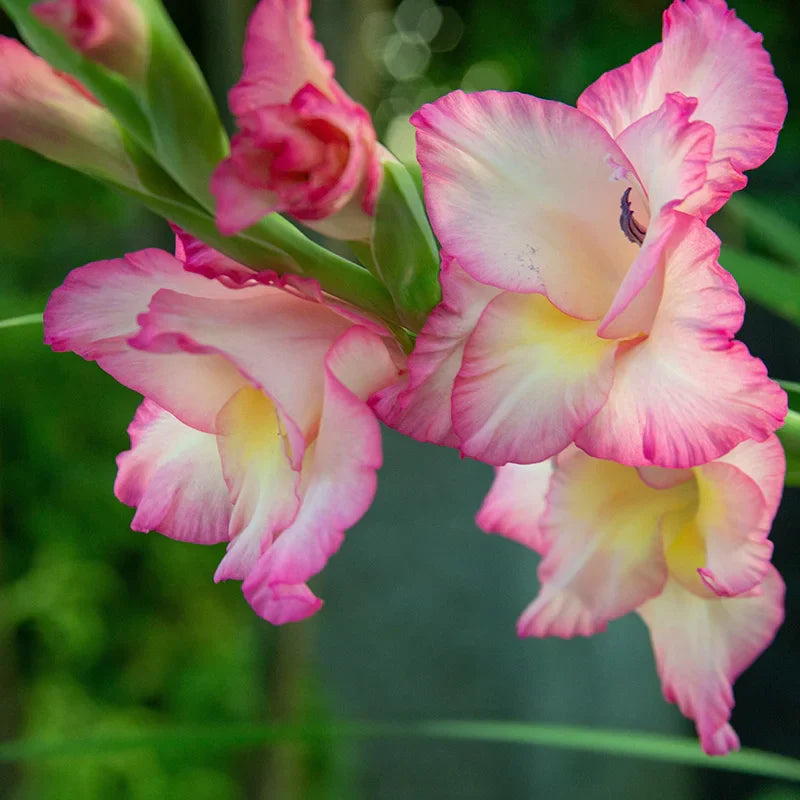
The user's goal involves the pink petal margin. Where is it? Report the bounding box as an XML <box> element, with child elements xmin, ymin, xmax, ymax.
<box><xmin>638</xmin><ymin>567</ymin><xmax>785</xmax><ymax>755</ymax></box>
<box><xmin>371</xmin><ymin>256</ymin><xmax>499</xmax><ymax>448</ymax></box>
<box><xmin>114</xmin><ymin>399</ymin><xmax>232</xmax><ymax>545</ymax></box>
<box><xmin>578</xmin><ymin>0</ymin><xmax>787</xmax><ymax>219</ymax></box>
<box><xmin>411</xmin><ymin>90</ymin><xmax>639</xmax><ymax>320</ymax></box>
<box><xmin>242</xmin><ymin>326</ymin><xmax>399</xmax><ymax>624</ymax></box>
<box><xmin>575</xmin><ymin>214</ymin><xmax>787</xmax><ymax>468</ymax></box>
<box><xmin>228</xmin><ymin>0</ymin><xmax>337</xmax><ymax>114</ymax></box>
<box><xmin>475</xmin><ymin>461</ymin><xmax>553</xmax><ymax>553</ymax></box>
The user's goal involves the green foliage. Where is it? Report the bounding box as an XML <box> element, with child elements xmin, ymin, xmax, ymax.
<box><xmin>136</xmin><ymin>0</ymin><xmax>230</xmax><ymax>207</ymax></box>
<box><xmin>4</xmin><ymin>719</ymin><xmax>800</xmax><ymax>784</ymax></box>
<box><xmin>0</xmin><ymin>144</ymin><xmax>284</xmax><ymax>799</ymax></box>
<box><xmin>777</xmin><ymin>383</ymin><xmax>800</xmax><ymax>487</ymax></box>
<box><xmin>719</xmin><ymin>247</ymin><xmax>800</xmax><ymax>327</ymax></box>
<box><xmin>353</xmin><ymin>160</ymin><xmax>441</xmax><ymax>332</ymax></box>
<box><xmin>718</xmin><ymin>197</ymin><xmax>800</xmax><ymax>328</ymax></box>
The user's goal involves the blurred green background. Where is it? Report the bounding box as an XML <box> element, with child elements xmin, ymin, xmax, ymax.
<box><xmin>1</xmin><ymin>0</ymin><xmax>799</xmax><ymax>797</ymax></box>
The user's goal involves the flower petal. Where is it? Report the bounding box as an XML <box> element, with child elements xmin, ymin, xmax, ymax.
<box><xmin>114</xmin><ymin>399</ymin><xmax>231</xmax><ymax>544</ymax></box>
<box><xmin>576</xmin><ymin>214</ymin><xmax>787</xmax><ymax>467</ymax></box>
<box><xmin>616</xmin><ymin>93</ymin><xmax>713</xmax><ymax>220</ymax></box>
<box><xmin>243</xmin><ymin>572</ymin><xmax>322</xmax><ymax>625</ymax></box>
<box><xmin>209</xmin><ymin>154</ymin><xmax>279</xmax><ymax>236</ymax></box>
<box><xmin>228</xmin><ymin>0</ymin><xmax>336</xmax><ymax>114</ymax></box>
<box><xmin>453</xmin><ymin>291</ymin><xmax>618</xmax><ymax>465</ymax></box>
<box><xmin>475</xmin><ymin>461</ymin><xmax>553</xmax><ymax>553</ymax></box>
<box><xmin>31</xmin><ymin>0</ymin><xmax>148</xmax><ymax>81</ymax></box>
<box><xmin>597</xmin><ymin>94</ymin><xmax>715</xmax><ymax>340</ymax></box>
<box><xmin>173</xmin><ymin>226</ymin><xmax>385</xmax><ymax>333</ymax></box>
<box><xmin>517</xmin><ymin>451</ymin><xmax>690</xmax><ymax>638</ymax></box>
<box><xmin>411</xmin><ymin>90</ymin><xmax>641</xmax><ymax>319</ymax></box>
<box><xmin>214</xmin><ymin>86</ymin><xmax>377</xmax><ymax>239</ymax></box>
<box><xmin>213</xmin><ymin>386</ymin><xmax>300</xmax><ymax>582</ymax></box>
<box><xmin>371</xmin><ymin>256</ymin><xmax>499</xmax><ymax>447</ymax></box>
<box><xmin>713</xmin><ymin>434</ymin><xmax>785</xmax><ymax>528</ymax></box>
<box><xmin>638</xmin><ymin>567</ymin><xmax>785</xmax><ymax>755</ymax></box>
<box><xmin>243</xmin><ymin>327</ymin><xmax>394</xmax><ymax>620</ymax></box>
<box><xmin>691</xmin><ymin>461</ymin><xmax>773</xmax><ymax>597</ymax></box>
<box><xmin>129</xmin><ymin>283</ymin><xmax>354</xmax><ymax>459</ymax></box>
<box><xmin>44</xmin><ymin>249</ymin><xmax>253</xmax><ymax>432</ymax></box>
<box><xmin>578</xmin><ymin>0</ymin><xmax>786</xmax><ymax>218</ymax></box>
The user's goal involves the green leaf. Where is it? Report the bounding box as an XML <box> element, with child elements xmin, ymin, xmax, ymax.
<box><xmin>358</xmin><ymin>160</ymin><xmax>441</xmax><ymax>332</ymax></box>
<box><xmin>136</xmin><ymin>0</ymin><xmax>230</xmax><ymax>208</ymax></box>
<box><xmin>777</xmin><ymin>408</ymin><xmax>800</xmax><ymax>488</ymax></box>
<box><xmin>2</xmin><ymin>720</ymin><xmax>800</xmax><ymax>782</ymax></box>
<box><xmin>724</xmin><ymin>195</ymin><xmax>800</xmax><ymax>267</ymax></box>
<box><xmin>0</xmin><ymin>312</ymin><xmax>43</xmax><ymax>330</ymax></box>
<box><xmin>719</xmin><ymin>247</ymin><xmax>800</xmax><ymax>326</ymax></box>
<box><xmin>778</xmin><ymin>380</ymin><xmax>800</xmax><ymax>412</ymax></box>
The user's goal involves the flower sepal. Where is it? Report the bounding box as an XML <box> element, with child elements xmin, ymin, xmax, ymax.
<box><xmin>350</xmin><ymin>158</ymin><xmax>441</xmax><ymax>332</ymax></box>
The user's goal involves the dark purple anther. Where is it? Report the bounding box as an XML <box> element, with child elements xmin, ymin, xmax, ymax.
<box><xmin>620</xmin><ymin>187</ymin><xmax>647</xmax><ymax>246</ymax></box>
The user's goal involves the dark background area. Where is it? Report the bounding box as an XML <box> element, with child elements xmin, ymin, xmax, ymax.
<box><xmin>1</xmin><ymin>1</ymin><xmax>799</xmax><ymax>797</ymax></box>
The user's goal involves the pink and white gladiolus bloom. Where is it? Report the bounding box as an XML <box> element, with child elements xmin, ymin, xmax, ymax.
<box><xmin>31</xmin><ymin>0</ymin><xmax>148</xmax><ymax>81</ymax></box>
<box><xmin>0</xmin><ymin>36</ymin><xmax>140</xmax><ymax>185</ymax></box>
<box><xmin>212</xmin><ymin>0</ymin><xmax>382</xmax><ymax>240</ymax></box>
<box><xmin>477</xmin><ymin>436</ymin><xmax>786</xmax><ymax>755</ymax></box>
<box><xmin>44</xmin><ymin>237</ymin><xmax>402</xmax><ymax>624</ymax></box>
<box><xmin>374</xmin><ymin>0</ymin><xmax>787</xmax><ymax>469</ymax></box>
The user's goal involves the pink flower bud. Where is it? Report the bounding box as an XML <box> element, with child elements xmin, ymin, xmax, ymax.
<box><xmin>211</xmin><ymin>0</ymin><xmax>381</xmax><ymax>240</ymax></box>
<box><xmin>0</xmin><ymin>36</ymin><xmax>139</xmax><ymax>185</ymax></box>
<box><xmin>32</xmin><ymin>0</ymin><xmax>148</xmax><ymax>81</ymax></box>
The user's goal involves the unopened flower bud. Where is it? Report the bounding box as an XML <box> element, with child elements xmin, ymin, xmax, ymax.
<box><xmin>212</xmin><ymin>0</ymin><xmax>381</xmax><ymax>241</ymax></box>
<box><xmin>32</xmin><ymin>0</ymin><xmax>148</xmax><ymax>82</ymax></box>
<box><xmin>0</xmin><ymin>36</ymin><xmax>140</xmax><ymax>186</ymax></box>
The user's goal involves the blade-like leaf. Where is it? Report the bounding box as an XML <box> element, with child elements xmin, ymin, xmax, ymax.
<box><xmin>136</xmin><ymin>0</ymin><xmax>229</xmax><ymax>208</ymax></box>
<box><xmin>0</xmin><ymin>313</ymin><xmax>43</xmax><ymax>330</ymax></box>
<box><xmin>719</xmin><ymin>247</ymin><xmax>800</xmax><ymax>326</ymax></box>
<box><xmin>778</xmin><ymin>380</ymin><xmax>800</xmax><ymax>412</ymax></box>
<box><xmin>2</xmin><ymin>720</ymin><xmax>800</xmax><ymax>782</ymax></box>
<box><xmin>724</xmin><ymin>195</ymin><xmax>800</xmax><ymax>267</ymax></box>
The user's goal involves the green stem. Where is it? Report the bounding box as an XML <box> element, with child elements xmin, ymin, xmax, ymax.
<box><xmin>119</xmin><ymin>187</ymin><xmax>403</xmax><ymax>328</ymax></box>
<box><xmin>1</xmin><ymin>720</ymin><xmax>799</xmax><ymax>782</ymax></box>
<box><xmin>0</xmin><ymin>314</ymin><xmax>43</xmax><ymax>330</ymax></box>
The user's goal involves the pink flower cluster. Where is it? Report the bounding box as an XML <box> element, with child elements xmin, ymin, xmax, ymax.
<box><xmin>372</xmin><ymin>0</ymin><xmax>789</xmax><ymax>753</ymax></box>
<box><xmin>15</xmin><ymin>0</ymin><xmax>788</xmax><ymax>755</ymax></box>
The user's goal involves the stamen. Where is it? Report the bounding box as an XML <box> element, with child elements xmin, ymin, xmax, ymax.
<box><xmin>619</xmin><ymin>187</ymin><xmax>647</xmax><ymax>246</ymax></box>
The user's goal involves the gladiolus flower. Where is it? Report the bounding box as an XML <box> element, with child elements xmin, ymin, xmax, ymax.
<box><xmin>477</xmin><ymin>436</ymin><xmax>786</xmax><ymax>755</ymax></box>
<box><xmin>211</xmin><ymin>0</ymin><xmax>382</xmax><ymax>240</ymax></box>
<box><xmin>373</xmin><ymin>0</ymin><xmax>787</xmax><ymax>469</ymax></box>
<box><xmin>0</xmin><ymin>36</ymin><xmax>140</xmax><ymax>184</ymax></box>
<box><xmin>32</xmin><ymin>0</ymin><xmax>149</xmax><ymax>81</ymax></box>
<box><xmin>44</xmin><ymin>236</ymin><xmax>402</xmax><ymax>623</ymax></box>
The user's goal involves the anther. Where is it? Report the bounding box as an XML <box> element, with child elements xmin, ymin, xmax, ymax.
<box><xmin>619</xmin><ymin>187</ymin><xmax>647</xmax><ymax>246</ymax></box>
